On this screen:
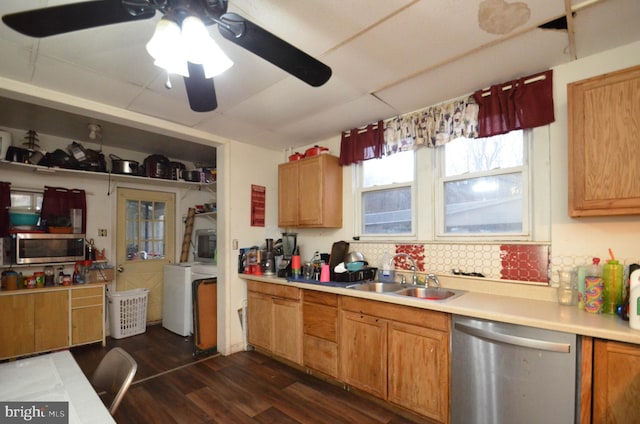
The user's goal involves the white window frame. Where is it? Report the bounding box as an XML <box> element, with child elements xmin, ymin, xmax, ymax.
<box><xmin>10</xmin><ymin>189</ymin><xmax>43</xmax><ymax>212</ymax></box>
<box><xmin>434</xmin><ymin>130</ymin><xmax>531</xmax><ymax>241</ymax></box>
<box><xmin>353</xmin><ymin>126</ymin><xmax>550</xmax><ymax>243</ymax></box>
<box><xmin>354</xmin><ymin>151</ymin><xmax>417</xmax><ymax>240</ymax></box>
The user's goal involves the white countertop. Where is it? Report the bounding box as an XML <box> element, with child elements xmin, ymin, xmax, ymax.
<box><xmin>241</xmin><ymin>274</ymin><xmax>640</xmax><ymax>345</ymax></box>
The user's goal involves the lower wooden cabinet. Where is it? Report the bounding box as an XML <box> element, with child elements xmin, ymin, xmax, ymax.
<box><xmin>340</xmin><ymin>296</ymin><xmax>450</xmax><ymax>423</ymax></box>
<box><xmin>388</xmin><ymin>321</ymin><xmax>449</xmax><ymax>421</ymax></box>
<box><xmin>34</xmin><ymin>290</ymin><xmax>69</xmax><ymax>352</ymax></box>
<box><xmin>247</xmin><ymin>280</ymin><xmax>302</xmax><ymax>364</ymax></box>
<box><xmin>302</xmin><ymin>290</ymin><xmax>339</xmax><ymax>377</ymax></box>
<box><xmin>71</xmin><ymin>286</ymin><xmax>105</xmax><ymax>345</ymax></box>
<box><xmin>341</xmin><ymin>310</ymin><xmax>388</xmax><ymax>398</ymax></box>
<box><xmin>248</xmin><ymin>284</ymin><xmax>451</xmax><ymax>423</ymax></box>
<box><xmin>592</xmin><ymin>338</ymin><xmax>640</xmax><ymax>423</ymax></box>
<box><xmin>0</xmin><ymin>285</ymin><xmax>104</xmax><ymax>360</ymax></box>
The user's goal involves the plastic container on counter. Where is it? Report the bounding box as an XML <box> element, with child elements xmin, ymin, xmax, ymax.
<box><xmin>603</xmin><ymin>259</ymin><xmax>623</xmax><ymax>315</ymax></box>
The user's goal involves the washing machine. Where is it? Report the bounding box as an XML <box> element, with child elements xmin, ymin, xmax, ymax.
<box><xmin>163</xmin><ymin>262</ymin><xmax>217</xmax><ymax>336</ymax></box>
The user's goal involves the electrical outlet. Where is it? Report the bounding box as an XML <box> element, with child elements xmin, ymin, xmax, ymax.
<box><xmin>98</xmin><ymin>229</ymin><xmax>107</xmax><ymax>237</ymax></box>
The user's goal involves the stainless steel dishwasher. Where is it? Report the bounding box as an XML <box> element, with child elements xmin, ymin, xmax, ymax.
<box><xmin>451</xmin><ymin>315</ymin><xmax>578</xmax><ymax>424</ymax></box>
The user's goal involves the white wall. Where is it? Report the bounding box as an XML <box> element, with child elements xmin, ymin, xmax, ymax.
<box><xmin>550</xmin><ymin>40</ymin><xmax>640</xmax><ymax>263</ymax></box>
<box><xmin>220</xmin><ymin>140</ymin><xmax>282</xmax><ymax>353</ymax></box>
<box><xmin>290</xmin><ymin>40</ymin><xmax>640</xmax><ymax>270</ymax></box>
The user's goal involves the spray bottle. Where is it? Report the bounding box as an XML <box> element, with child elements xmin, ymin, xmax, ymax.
<box><xmin>629</xmin><ymin>269</ymin><xmax>640</xmax><ymax>330</ymax></box>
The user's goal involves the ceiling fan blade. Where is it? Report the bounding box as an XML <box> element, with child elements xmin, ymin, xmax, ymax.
<box><xmin>184</xmin><ymin>62</ymin><xmax>217</xmax><ymax>112</ymax></box>
<box><xmin>2</xmin><ymin>0</ymin><xmax>155</xmax><ymax>38</ymax></box>
<box><xmin>217</xmin><ymin>12</ymin><xmax>331</xmax><ymax>87</ymax></box>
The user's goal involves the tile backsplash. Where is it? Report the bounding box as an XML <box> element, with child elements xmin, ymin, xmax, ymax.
<box><xmin>350</xmin><ymin>242</ymin><xmax>640</xmax><ymax>286</ymax></box>
<box><xmin>352</xmin><ymin>242</ymin><xmax>550</xmax><ymax>284</ymax></box>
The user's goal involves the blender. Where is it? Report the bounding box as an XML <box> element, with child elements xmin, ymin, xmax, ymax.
<box><xmin>277</xmin><ymin>232</ymin><xmax>297</xmax><ymax>277</ymax></box>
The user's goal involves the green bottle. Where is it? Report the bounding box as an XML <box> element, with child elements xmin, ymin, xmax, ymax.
<box><xmin>602</xmin><ymin>259</ymin><xmax>623</xmax><ymax>315</ymax></box>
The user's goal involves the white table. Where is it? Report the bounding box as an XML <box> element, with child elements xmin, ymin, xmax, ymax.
<box><xmin>0</xmin><ymin>350</ymin><xmax>115</xmax><ymax>424</ymax></box>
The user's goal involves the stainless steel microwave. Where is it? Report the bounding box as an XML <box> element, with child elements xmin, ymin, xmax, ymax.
<box><xmin>11</xmin><ymin>233</ymin><xmax>85</xmax><ymax>264</ymax></box>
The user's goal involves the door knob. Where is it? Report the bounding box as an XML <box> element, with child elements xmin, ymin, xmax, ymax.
<box><xmin>117</xmin><ymin>265</ymin><xmax>124</xmax><ymax>273</ymax></box>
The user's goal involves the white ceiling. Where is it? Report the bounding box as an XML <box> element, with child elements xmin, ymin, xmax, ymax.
<box><xmin>0</xmin><ymin>0</ymin><xmax>639</xmax><ymax>158</ymax></box>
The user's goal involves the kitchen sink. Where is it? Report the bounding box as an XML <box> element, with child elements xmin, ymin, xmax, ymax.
<box><xmin>347</xmin><ymin>282</ymin><xmax>407</xmax><ymax>293</ymax></box>
<box><xmin>393</xmin><ymin>287</ymin><xmax>465</xmax><ymax>301</ymax></box>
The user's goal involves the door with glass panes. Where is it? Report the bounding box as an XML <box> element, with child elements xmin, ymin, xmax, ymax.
<box><xmin>116</xmin><ymin>188</ymin><xmax>175</xmax><ymax>322</ymax></box>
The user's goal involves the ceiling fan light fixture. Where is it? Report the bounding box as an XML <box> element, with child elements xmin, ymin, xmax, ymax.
<box><xmin>146</xmin><ymin>18</ymin><xmax>190</xmax><ymax>76</ymax></box>
<box><xmin>146</xmin><ymin>15</ymin><xmax>233</xmax><ymax>80</ymax></box>
<box><xmin>181</xmin><ymin>16</ymin><xmax>233</xmax><ymax>78</ymax></box>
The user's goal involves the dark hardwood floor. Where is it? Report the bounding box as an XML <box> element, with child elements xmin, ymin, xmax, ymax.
<box><xmin>71</xmin><ymin>324</ymin><xmax>424</xmax><ymax>423</ymax></box>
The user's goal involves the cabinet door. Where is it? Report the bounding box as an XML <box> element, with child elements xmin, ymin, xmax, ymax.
<box><xmin>340</xmin><ymin>310</ymin><xmax>387</xmax><ymax>398</ymax></box>
<box><xmin>568</xmin><ymin>65</ymin><xmax>640</xmax><ymax>216</ymax></box>
<box><xmin>71</xmin><ymin>286</ymin><xmax>104</xmax><ymax>345</ymax></box>
<box><xmin>34</xmin><ymin>291</ymin><xmax>69</xmax><ymax>352</ymax></box>
<box><xmin>0</xmin><ymin>295</ymin><xmax>35</xmax><ymax>358</ymax></box>
<box><xmin>297</xmin><ymin>157</ymin><xmax>324</xmax><ymax>226</ymax></box>
<box><xmin>388</xmin><ymin>321</ymin><xmax>449</xmax><ymax>422</ymax></box>
<box><xmin>278</xmin><ymin>161</ymin><xmax>299</xmax><ymax>226</ymax></box>
<box><xmin>272</xmin><ymin>297</ymin><xmax>301</xmax><ymax>364</ymax></box>
<box><xmin>593</xmin><ymin>339</ymin><xmax>640</xmax><ymax>423</ymax></box>
<box><xmin>72</xmin><ymin>306</ymin><xmax>103</xmax><ymax>345</ymax></box>
<box><xmin>247</xmin><ymin>291</ymin><xmax>272</xmax><ymax>351</ymax></box>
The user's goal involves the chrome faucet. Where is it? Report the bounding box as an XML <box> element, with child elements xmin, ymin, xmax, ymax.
<box><xmin>425</xmin><ymin>273</ymin><xmax>440</xmax><ymax>288</ymax></box>
<box><xmin>389</xmin><ymin>253</ymin><xmax>418</xmax><ymax>285</ymax></box>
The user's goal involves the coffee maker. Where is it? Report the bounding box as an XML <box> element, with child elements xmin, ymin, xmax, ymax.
<box><xmin>277</xmin><ymin>232</ymin><xmax>297</xmax><ymax>277</ymax></box>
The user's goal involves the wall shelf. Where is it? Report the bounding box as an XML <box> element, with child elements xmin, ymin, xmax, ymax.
<box><xmin>1</xmin><ymin>159</ymin><xmax>216</xmax><ymax>190</ymax></box>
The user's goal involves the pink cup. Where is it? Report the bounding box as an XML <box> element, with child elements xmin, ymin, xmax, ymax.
<box><xmin>320</xmin><ymin>263</ymin><xmax>330</xmax><ymax>282</ymax></box>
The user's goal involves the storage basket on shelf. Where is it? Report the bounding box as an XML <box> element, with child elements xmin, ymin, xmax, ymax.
<box><xmin>107</xmin><ymin>288</ymin><xmax>150</xmax><ymax>339</ymax></box>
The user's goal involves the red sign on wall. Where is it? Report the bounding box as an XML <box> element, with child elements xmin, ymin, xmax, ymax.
<box><xmin>251</xmin><ymin>184</ymin><xmax>265</xmax><ymax>227</ymax></box>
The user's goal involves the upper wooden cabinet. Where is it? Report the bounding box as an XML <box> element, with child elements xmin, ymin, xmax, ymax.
<box><xmin>568</xmin><ymin>65</ymin><xmax>640</xmax><ymax>216</ymax></box>
<box><xmin>278</xmin><ymin>154</ymin><xmax>342</xmax><ymax>228</ymax></box>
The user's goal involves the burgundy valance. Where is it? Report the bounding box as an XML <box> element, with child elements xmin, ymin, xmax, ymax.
<box><xmin>40</xmin><ymin>186</ymin><xmax>87</xmax><ymax>232</ymax></box>
<box><xmin>339</xmin><ymin>120</ymin><xmax>385</xmax><ymax>166</ymax></box>
<box><xmin>473</xmin><ymin>70</ymin><xmax>554</xmax><ymax>138</ymax></box>
<box><xmin>0</xmin><ymin>182</ymin><xmax>10</xmax><ymax>237</ymax></box>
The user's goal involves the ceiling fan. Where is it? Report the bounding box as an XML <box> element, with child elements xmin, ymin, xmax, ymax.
<box><xmin>2</xmin><ymin>0</ymin><xmax>332</xmax><ymax>112</ymax></box>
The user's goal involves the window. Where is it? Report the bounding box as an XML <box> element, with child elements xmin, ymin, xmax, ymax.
<box><xmin>355</xmin><ymin>128</ymin><xmax>542</xmax><ymax>241</ymax></box>
<box><xmin>10</xmin><ymin>190</ymin><xmax>43</xmax><ymax>212</ymax></box>
<box><xmin>358</xmin><ymin>150</ymin><xmax>414</xmax><ymax>235</ymax></box>
<box><xmin>437</xmin><ymin>130</ymin><xmax>528</xmax><ymax>237</ymax></box>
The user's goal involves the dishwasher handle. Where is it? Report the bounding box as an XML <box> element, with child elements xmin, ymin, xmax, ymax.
<box><xmin>454</xmin><ymin>322</ymin><xmax>571</xmax><ymax>353</ymax></box>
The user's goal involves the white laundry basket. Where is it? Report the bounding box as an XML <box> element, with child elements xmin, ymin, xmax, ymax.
<box><xmin>108</xmin><ymin>288</ymin><xmax>150</xmax><ymax>339</ymax></box>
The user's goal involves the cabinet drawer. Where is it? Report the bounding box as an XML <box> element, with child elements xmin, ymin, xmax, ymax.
<box><xmin>303</xmin><ymin>302</ymin><xmax>338</xmax><ymax>341</ymax></box>
<box><xmin>247</xmin><ymin>280</ymin><xmax>300</xmax><ymax>300</ymax></box>
<box><xmin>304</xmin><ymin>290</ymin><xmax>338</xmax><ymax>307</ymax></box>
<box><xmin>342</xmin><ymin>296</ymin><xmax>449</xmax><ymax>332</ymax></box>
<box><xmin>303</xmin><ymin>335</ymin><xmax>338</xmax><ymax>377</ymax></box>
<box><xmin>71</xmin><ymin>286</ymin><xmax>103</xmax><ymax>298</ymax></box>
<box><xmin>72</xmin><ymin>296</ymin><xmax>103</xmax><ymax>308</ymax></box>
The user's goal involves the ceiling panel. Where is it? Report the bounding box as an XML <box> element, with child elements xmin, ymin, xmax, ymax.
<box><xmin>31</xmin><ymin>55</ymin><xmax>145</xmax><ymax>109</ymax></box>
<box><xmin>0</xmin><ymin>0</ymin><xmax>638</xmax><ymax>153</ymax></box>
<box><xmin>376</xmin><ymin>28</ymin><xmax>570</xmax><ymax>113</ymax></box>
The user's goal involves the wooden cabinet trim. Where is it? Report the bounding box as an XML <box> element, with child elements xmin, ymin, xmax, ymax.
<box><xmin>71</xmin><ymin>285</ymin><xmax>104</xmax><ymax>298</ymax></box>
<box><xmin>247</xmin><ymin>280</ymin><xmax>300</xmax><ymax>300</ymax></box>
<box><xmin>568</xmin><ymin>64</ymin><xmax>640</xmax><ymax>216</ymax></box>
<box><xmin>303</xmin><ymin>290</ymin><xmax>338</xmax><ymax>307</ymax></box>
<box><xmin>342</xmin><ymin>296</ymin><xmax>449</xmax><ymax>332</ymax></box>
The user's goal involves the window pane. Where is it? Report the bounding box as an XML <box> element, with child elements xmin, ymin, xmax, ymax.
<box><xmin>362</xmin><ymin>187</ymin><xmax>412</xmax><ymax>234</ymax></box>
<box><xmin>444</xmin><ymin>173</ymin><xmax>522</xmax><ymax>233</ymax></box>
<box><xmin>362</xmin><ymin>150</ymin><xmax>414</xmax><ymax>187</ymax></box>
<box><xmin>141</xmin><ymin>201</ymin><xmax>153</xmax><ymax>219</ymax></box>
<box><xmin>444</xmin><ymin>130</ymin><xmax>523</xmax><ymax>177</ymax></box>
<box><xmin>154</xmin><ymin>202</ymin><xmax>166</xmax><ymax>220</ymax></box>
